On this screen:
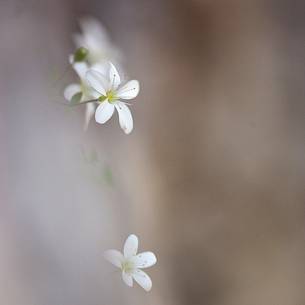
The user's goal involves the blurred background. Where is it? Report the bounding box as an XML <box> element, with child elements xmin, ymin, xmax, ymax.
<box><xmin>1</xmin><ymin>0</ymin><xmax>305</xmax><ymax>305</ymax></box>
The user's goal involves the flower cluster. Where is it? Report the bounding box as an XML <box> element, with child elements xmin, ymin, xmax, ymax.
<box><xmin>63</xmin><ymin>17</ymin><xmax>156</xmax><ymax>292</ymax></box>
<box><xmin>64</xmin><ymin>17</ymin><xmax>140</xmax><ymax>134</ymax></box>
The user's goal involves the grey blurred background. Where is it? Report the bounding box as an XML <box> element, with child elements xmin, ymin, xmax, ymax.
<box><xmin>1</xmin><ymin>0</ymin><xmax>305</xmax><ymax>305</ymax></box>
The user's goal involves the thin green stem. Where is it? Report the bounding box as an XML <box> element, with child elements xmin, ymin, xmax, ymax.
<box><xmin>68</xmin><ymin>98</ymin><xmax>99</xmax><ymax>106</ymax></box>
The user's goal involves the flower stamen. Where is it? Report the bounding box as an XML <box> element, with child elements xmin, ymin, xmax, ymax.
<box><xmin>121</xmin><ymin>260</ymin><xmax>135</xmax><ymax>274</ymax></box>
<box><xmin>106</xmin><ymin>90</ymin><xmax>118</xmax><ymax>103</ymax></box>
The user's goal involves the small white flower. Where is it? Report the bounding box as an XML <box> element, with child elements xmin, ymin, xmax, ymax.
<box><xmin>86</xmin><ymin>62</ymin><xmax>140</xmax><ymax>134</ymax></box>
<box><xmin>73</xmin><ymin>16</ymin><xmax>121</xmax><ymax>65</ymax></box>
<box><xmin>104</xmin><ymin>234</ymin><xmax>157</xmax><ymax>291</ymax></box>
<box><xmin>63</xmin><ymin>58</ymin><xmax>105</xmax><ymax>130</ymax></box>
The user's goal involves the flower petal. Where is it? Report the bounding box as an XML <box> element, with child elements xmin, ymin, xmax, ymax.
<box><xmin>84</xmin><ymin>103</ymin><xmax>96</xmax><ymax>131</ymax></box>
<box><xmin>122</xmin><ymin>271</ymin><xmax>133</xmax><ymax>287</ymax></box>
<box><xmin>124</xmin><ymin>234</ymin><xmax>138</xmax><ymax>258</ymax></box>
<box><xmin>91</xmin><ymin>62</ymin><xmax>109</xmax><ymax>76</ymax></box>
<box><xmin>115</xmin><ymin>102</ymin><xmax>133</xmax><ymax>134</ymax></box>
<box><xmin>103</xmin><ymin>250</ymin><xmax>124</xmax><ymax>268</ymax></box>
<box><xmin>132</xmin><ymin>269</ymin><xmax>152</xmax><ymax>291</ymax></box>
<box><xmin>79</xmin><ymin>17</ymin><xmax>109</xmax><ymax>46</ymax></box>
<box><xmin>132</xmin><ymin>252</ymin><xmax>157</xmax><ymax>269</ymax></box>
<box><xmin>69</xmin><ymin>54</ymin><xmax>74</xmax><ymax>64</ymax></box>
<box><xmin>64</xmin><ymin>83</ymin><xmax>81</xmax><ymax>101</ymax></box>
<box><xmin>116</xmin><ymin>80</ymin><xmax>139</xmax><ymax>100</ymax></box>
<box><xmin>87</xmin><ymin>88</ymin><xmax>101</xmax><ymax>99</ymax></box>
<box><xmin>95</xmin><ymin>102</ymin><xmax>115</xmax><ymax>124</ymax></box>
<box><xmin>72</xmin><ymin>61</ymin><xmax>89</xmax><ymax>80</ymax></box>
<box><xmin>86</xmin><ymin>69</ymin><xmax>110</xmax><ymax>96</ymax></box>
<box><xmin>108</xmin><ymin>62</ymin><xmax>121</xmax><ymax>90</ymax></box>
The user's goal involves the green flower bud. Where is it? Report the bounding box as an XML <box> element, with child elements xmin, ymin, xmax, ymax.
<box><xmin>73</xmin><ymin>47</ymin><xmax>89</xmax><ymax>62</ymax></box>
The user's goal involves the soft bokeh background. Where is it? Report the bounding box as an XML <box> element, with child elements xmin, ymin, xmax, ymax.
<box><xmin>1</xmin><ymin>0</ymin><xmax>305</xmax><ymax>305</ymax></box>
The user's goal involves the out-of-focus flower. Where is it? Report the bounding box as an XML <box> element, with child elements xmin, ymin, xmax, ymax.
<box><xmin>73</xmin><ymin>17</ymin><xmax>121</xmax><ymax>65</ymax></box>
<box><xmin>86</xmin><ymin>62</ymin><xmax>139</xmax><ymax>134</ymax></box>
<box><xmin>104</xmin><ymin>234</ymin><xmax>157</xmax><ymax>291</ymax></box>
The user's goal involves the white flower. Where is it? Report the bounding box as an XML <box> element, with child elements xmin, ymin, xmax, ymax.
<box><xmin>63</xmin><ymin>58</ymin><xmax>104</xmax><ymax>130</ymax></box>
<box><xmin>86</xmin><ymin>62</ymin><xmax>140</xmax><ymax>134</ymax></box>
<box><xmin>73</xmin><ymin>16</ymin><xmax>121</xmax><ymax>65</ymax></box>
<box><xmin>104</xmin><ymin>234</ymin><xmax>157</xmax><ymax>291</ymax></box>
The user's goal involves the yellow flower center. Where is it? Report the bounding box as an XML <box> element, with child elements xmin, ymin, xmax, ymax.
<box><xmin>121</xmin><ymin>260</ymin><xmax>135</xmax><ymax>273</ymax></box>
<box><xmin>98</xmin><ymin>90</ymin><xmax>117</xmax><ymax>103</ymax></box>
<box><xmin>107</xmin><ymin>90</ymin><xmax>117</xmax><ymax>102</ymax></box>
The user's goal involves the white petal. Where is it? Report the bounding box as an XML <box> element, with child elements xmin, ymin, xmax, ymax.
<box><xmin>72</xmin><ymin>61</ymin><xmax>89</xmax><ymax>80</ymax></box>
<box><xmin>86</xmin><ymin>70</ymin><xmax>110</xmax><ymax>96</ymax></box>
<box><xmin>103</xmin><ymin>250</ymin><xmax>124</xmax><ymax>268</ymax></box>
<box><xmin>124</xmin><ymin>234</ymin><xmax>138</xmax><ymax>258</ymax></box>
<box><xmin>132</xmin><ymin>269</ymin><xmax>152</xmax><ymax>291</ymax></box>
<box><xmin>116</xmin><ymin>80</ymin><xmax>140</xmax><ymax>100</ymax></box>
<box><xmin>122</xmin><ymin>271</ymin><xmax>133</xmax><ymax>287</ymax></box>
<box><xmin>108</xmin><ymin>62</ymin><xmax>121</xmax><ymax>90</ymax></box>
<box><xmin>95</xmin><ymin>102</ymin><xmax>115</xmax><ymax>124</ymax></box>
<box><xmin>84</xmin><ymin>103</ymin><xmax>96</xmax><ymax>131</ymax></box>
<box><xmin>91</xmin><ymin>62</ymin><xmax>109</xmax><ymax>76</ymax></box>
<box><xmin>79</xmin><ymin>17</ymin><xmax>109</xmax><ymax>45</ymax></box>
<box><xmin>91</xmin><ymin>62</ymin><xmax>121</xmax><ymax>90</ymax></box>
<box><xmin>115</xmin><ymin>102</ymin><xmax>133</xmax><ymax>134</ymax></box>
<box><xmin>132</xmin><ymin>252</ymin><xmax>157</xmax><ymax>269</ymax></box>
<box><xmin>64</xmin><ymin>83</ymin><xmax>81</xmax><ymax>101</ymax></box>
<box><xmin>87</xmin><ymin>88</ymin><xmax>101</xmax><ymax>99</ymax></box>
<box><xmin>68</xmin><ymin>54</ymin><xmax>74</xmax><ymax>64</ymax></box>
